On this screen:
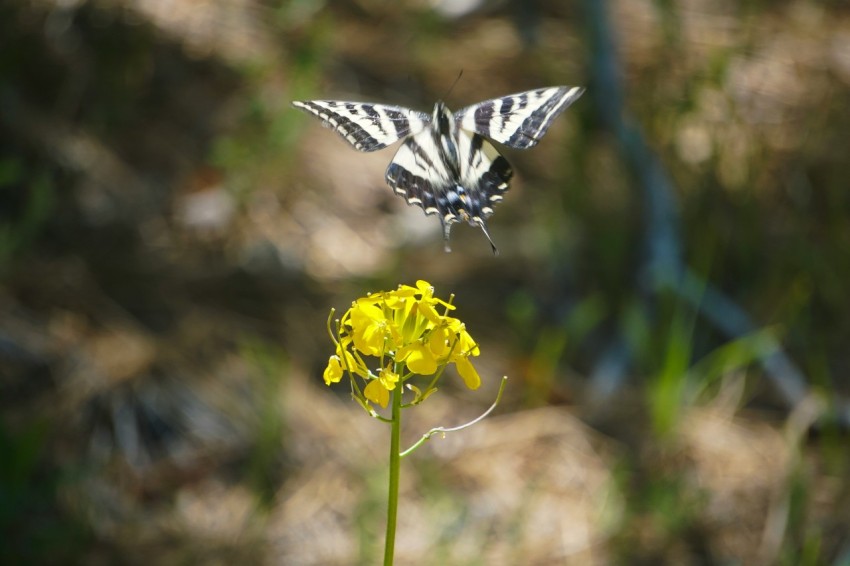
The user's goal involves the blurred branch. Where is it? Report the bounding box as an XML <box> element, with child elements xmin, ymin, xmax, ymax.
<box><xmin>581</xmin><ymin>0</ymin><xmax>821</xmax><ymax>417</ymax></box>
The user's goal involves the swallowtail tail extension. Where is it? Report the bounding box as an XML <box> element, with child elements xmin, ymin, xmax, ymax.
<box><xmin>292</xmin><ymin>86</ymin><xmax>584</xmax><ymax>254</ymax></box>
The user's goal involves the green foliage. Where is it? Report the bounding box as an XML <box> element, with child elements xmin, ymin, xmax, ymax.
<box><xmin>241</xmin><ymin>340</ymin><xmax>289</xmax><ymax>507</ymax></box>
<box><xmin>608</xmin><ymin>455</ymin><xmax>706</xmax><ymax>563</ymax></box>
<box><xmin>0</xmin><ymin>160</ymin><xmax>54</xmax><ymax>272</ymax></box>
<box><xmin>649</xmin><ymin>307</ymin><xmax>696</xmax><ymax>437</ymax></box>
<box><xmin>646</xmin><ymin>300</ymin><xmax>781</xmax><ymax>437</ymax></box>
<box><xmin>209</xmin><ymin>4</ymin><xmax>332</xmax><ymax>202</ymax></box>
<box><xmin>0</xmin><ymin>422</ymin><xmax>90</xmax><ymax>564</ymax></box>
<box><xmin>519</xmin><ymin>293</ymin><xmax>608</xmax><ymax>405</ymax></box>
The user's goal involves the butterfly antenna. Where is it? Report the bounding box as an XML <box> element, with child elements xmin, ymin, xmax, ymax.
<box><xmin>440</xmin><ymin>70</ymin><xmax>464</xmax><ymax>102</ymax></box>
<box><xmin>476</xmin><ymin>219</ymin><xmax>499</xmax><ymax>256</ymax></box>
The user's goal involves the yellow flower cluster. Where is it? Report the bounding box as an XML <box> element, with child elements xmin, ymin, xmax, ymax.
<box><xmin>324</xmin><ymin>280</ymin><xmax>481</xmax><ymax>408</ymax></box>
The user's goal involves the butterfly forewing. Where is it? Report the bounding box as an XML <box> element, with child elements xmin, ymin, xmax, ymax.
<box><xmin>292</xmin><ymin>100</ymin><xmax>430</xmax><ymax>152</ymax></box>
<box><xmin>454</xmin><ymin>86</ymin><xmax>584</xmax><ymax>149</ymax></box>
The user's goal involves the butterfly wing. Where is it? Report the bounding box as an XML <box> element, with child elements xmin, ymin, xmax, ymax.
<box><xmin>454</xmin><ymin>86</ymin><xmax>584</xmax><ymax>149</ymax></box>
<box><xmin>386</xmin><ymin>126</ymin><xmax>512</xmax><ymax>253</ymax></box>
<box><xmin>458</xmin><ymin>133</ymin><xmax>513</xmax><ymax>215</ymax></box>
<box><xmin>292</xmin><ymin>100</ymin><xmax>430</xmax><ymax>152</ymax></box>
<box><xmin>385</xmin><ymin>128</ymin><xmax>453</xmax><ymax>219</ymax></box>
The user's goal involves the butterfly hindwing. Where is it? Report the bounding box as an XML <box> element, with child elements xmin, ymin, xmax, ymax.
<box><xmin>385</xmin><ymin>128</ymin><xmax>452</xmax><ymax>216</ymax></box>
<box><xmin>386</xmin><ymin>126</ymin><xmax>512</xmax><ymax>252</ymax></box>
<box><xmin>291</xmin><ymin>100</ymin><xmax>430</xmax><ymax>152</ymax></box>
<box><xmin>454</xmin><ymin>86</ymin><xmax>584</xmax><ymax>149</ymax></box>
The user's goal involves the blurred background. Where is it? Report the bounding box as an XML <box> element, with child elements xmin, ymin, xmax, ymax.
<box><xmin>2</xmin><ymin>0</ymin><xmax>850</xmax><ymax>564</ymax></box>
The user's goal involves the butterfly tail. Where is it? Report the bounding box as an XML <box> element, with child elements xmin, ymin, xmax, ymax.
<box><xmin>441</xmin><ymin>219</ymin><xmax>454</xmax><ymax>253</ymax></box>
<box><xmin>476</xmin><ymin>219</ymin><xmax>499</xmax><ymax>256</ymax></box>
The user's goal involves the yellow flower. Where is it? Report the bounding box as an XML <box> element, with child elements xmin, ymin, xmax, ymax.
<box><xmin>326</xmin><ymin>280</ymin><xmax>484</xmax><ymax>408</ymax></box>
<box><xmin>398</xmin><ymin>342</ymin><xmax>437</xmax><ymax>375</ymax></box>
<box><xmin>428</xmin><ymin>326</ymin><xmax>450</xmax><ymax>357</ymax></box>
<box><xmin>348</xmin><ymin>300</ymin><xmax>391</xmax><ymax>356</ymax></box>
<box><xmin>364</xmin><ymin>366</ymin><xmax>400</xmax><ymax>408</ymax></box>
<box><xmin>454</xmin><ymin>356</ymin><xmax>481</xmax><ymax>390</ymax></box>
<box><xmin>323</xmin><ymin>355</ymin><xmax>344</xmax><ymax>385</ymax></box>
<box><xmin>335</xmin><ymin>340</ymin><xmax>368</xmax><ymax>378</ymax></box>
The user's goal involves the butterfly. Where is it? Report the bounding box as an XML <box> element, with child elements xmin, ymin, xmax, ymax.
<box><xmin>292</xmin><ymin>86</ymin><xmax>584</xmax><ymax>254</ymax></box>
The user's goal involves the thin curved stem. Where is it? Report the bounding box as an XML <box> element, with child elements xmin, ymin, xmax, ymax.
<box><xmin>400</xmin><ymin>376</ymin><xmax>508</xmax><ymax>458</ymax></box>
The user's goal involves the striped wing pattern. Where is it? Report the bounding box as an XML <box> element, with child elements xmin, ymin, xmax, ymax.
<box><xmin>292</xmin><ymin>86</ymin><xmax>583</xmax><ymax>253</ymax></box>
<box><xmin>291</xmin><ymin>100</ymin><xmax>430</xmax><ymax>152</ymax></box>
<box><xmin>455</xmin><ymin>86</ymin><xmax>585</xmax><ymax>149</ymax></box>
<box><xmin>385</xmin><ymin>128</ymin><xmax>513</xmax><ymax>253</ymax></box>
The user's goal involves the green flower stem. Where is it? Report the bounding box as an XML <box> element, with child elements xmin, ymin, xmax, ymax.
<box><xmin>383</xmin><ymin>376</ymin><xmax>403</xmax><ymax>566</ymax></box>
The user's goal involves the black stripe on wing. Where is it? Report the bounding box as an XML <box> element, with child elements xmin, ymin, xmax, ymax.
<box><xmin>291</xmin><ymin>100</ymin><xmax>430</xmax><ymax>152</ymax></box>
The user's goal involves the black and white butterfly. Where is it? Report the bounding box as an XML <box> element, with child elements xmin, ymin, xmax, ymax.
<box><xmin>292</xmin><ymin>86</ymin><xmax>584</xmax><ymax>254</ymax></box>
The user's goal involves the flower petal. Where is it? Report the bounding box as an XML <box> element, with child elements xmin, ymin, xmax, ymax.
<box><xmin>402</xmin><ymin>344</ymin><xmax>438</xmax><ymax>375</ymax></box>
<box><xmin>415</xmin><ymin>280</ymin><xmax>433</xmax><ymax>298</ymax></box>
<box><xmin>378</xmin><ymin>366</ymin><xmax>399</xmax><ymax>390</ymax></box>
<box><xmin>416</xmin><ymin>299</ymin><xmax>441</xmax><ymax>324</ymax></box>
<box><xmin>323</xmin><ymin>355</ymin><xmax>344</xmax><ymax>385</ymax></box>
<box><xmin>336</xmin><ymin>344</ymin><xmax>368</xmax><ymax>378</ymax></box>
<box><xmin>364</xmin><ymin>379</ymin><xmax>390</xmax><ymax>408</ymax></box>
<box><xmin>455</xmin><ymin>356</ymin><xmax>481</xmax><ymax>390</ymax></box>
<box><xmin>429</xmin><ymin>327</ymin><xmax>449</xmax><ymax>357</ymax></box>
